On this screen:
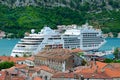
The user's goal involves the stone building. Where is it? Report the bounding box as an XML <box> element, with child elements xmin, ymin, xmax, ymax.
<box><xmin>25</xmin><ymin>56</ymin><xmax>35</xmax><ymax>67</ymax></box>
<box><xmin>36</xmin><ymin>66</ymin><xmax>55</xmax><ymax>80</ymax></box>
<box><xmin>34</xmin><ymin>49</ymin><xmax>83</xmax><ymax>72</ymax></box>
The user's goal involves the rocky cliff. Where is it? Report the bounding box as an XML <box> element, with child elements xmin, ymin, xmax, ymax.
<box><xmin>0</xmin><ymin>0</ymin><xmax>120</xmax><ymax>11</ymax></box>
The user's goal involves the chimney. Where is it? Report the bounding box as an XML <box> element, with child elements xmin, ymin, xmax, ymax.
<box><xmin>69</xmin><ymin>68</ymin><xmax>74</xmax><ymax>73</ymax></box>
<box><xmin>101</xmin><ymin>68</ymin><xmax>105</xmax><ymax>73</ymax></box>
<box><xmin>61</xmin><ymin>74</ymin><xmax>64</xmax><ymax>78</ymax></box>
<box><xmin>74</xmin><ymin>74</ymin><xmax>78</xmax><ymax>79</ymax></box>
<box><xmin>95</xmin><ymin>65</ymin><xmax>98</xmax><ymax>73</ymax></box>
<box><xmin>79</xmin><ymin>75</ymin><xmax>84</xmax><ymax>80</ymax></box>
<box><xmin>92</xmin><ymin>74</ymin><xmax>95</xmax><ymax>78</ymax></box>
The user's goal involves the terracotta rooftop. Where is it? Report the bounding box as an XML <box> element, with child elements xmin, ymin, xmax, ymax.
<box><xmin>33</xmin><ymin>77</ymin><xmax>43</xmax><ymax>80</ymax></box>
<box><xmin>0</xmin><ymin>56</ymin><xmax>12</xmax><ymax>61</ymax></box>
<box><xmin>105</xmin><ymin>68</ymin><xmax>120</xmax><ymax>78</ymax></box>
<box><xmin>52</xmin><ymin>61</ymin><xmax>120</xmax><ymax>79</ymax></box>
<box><xmin>11</xmin><ymin>76</ymin><xmax>26</xmax><ymax>80</ymax></box>
<box><xmin>52</xmin><ymin>72</ymin><xmax>79</xmax><ymax>78</ymax></box>
<box><xmin>28</xmin><ymin>66</ymin><xmax>41</xmax><ymax>72</ymax></box>
<box><xmin>15</xmin><ymin>64</ymin><xmax>28</xmax><ymax>69</ymax></box>
<box><xmin>0</xmin><ymin>56</ymin><xmax>26</xmax><ymax>63</ymax></box>
<box><xmin>35</xmin><ymin>49</ymin><xmax>73</xmax><ymax>61</ymax></box>
<box><xmin>75</xmin><ymin>61</ymin><xmax>120</xmax><ymax>78</ymax></box>
<box><xmin>0</xmin><ymin>71</ymin><xmax>6</xmax><ymax>80</ymax></box>
<box><xmin>28</xmin><ymin>66</ymin><xmax>57</xmax><ymax>75</ymax></box>
<box><xmin>110</xmin><ymin>63</ymin><xmax>120</xmax><ymax>69</ymax></box>
<box><xmin>4</xmin><ymin>66</ymin><xmax>16</xmax><ymax>74</ymax></box>
<box><xmin>78</xmin><ymin>73</ymin><xmax>111</xmax><ymax>79</ymax></box>
<box><xmin>15</xmin><ymin>57</ymin><xmax>26</xmax><ymax>61</ymax></box>
<box><xmin>70</xmin><ymin>48</ymin><xmax>83</xmax><ymax>53</ymax></box>
<box><xmin>26</xmin><ymin>56</ymin><xmax>34</xmax><ymax>61</ymax></box>
<box><xmin>39</xmin><ymin>66</ymin><xmax>57</xmax><ymax>73</ymax></box>
<box><xmin>94</xmin><ymin>61</ymin><xmax>107</xmax><ymax>69</ymax></box>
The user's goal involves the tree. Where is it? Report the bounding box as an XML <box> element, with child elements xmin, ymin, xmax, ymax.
<box><xmin>15</xmin><ymin>54</ymin><xmax>19</xmax><ymax>57</ymax></box>
<box><xmin>104</xmin><ymin>58</ymin><xmax>113</xmax><ymax>63</ymax></box>
<box><xmin>0</xmin><ymin>61</ymin><xmax>14</xmax><ymax>70</ymax></box>
<box><xmin>77</xmin><ymin>52</ymin><xmax>84</xmax><ymax>57</ymax></box>
<box><xmin>23</xmin><ymin>54</ymin><xmax>28</xmax><ymax>57</ymax></box>
<box><xmin>113</xmin><ymin>48</ymin><xmax>119</xmax><ymax>59</ymax></box>
<box><xmin>81</xmin><ymin>60</ymin><xmax>87</xmax><ymax>66</ymax></box>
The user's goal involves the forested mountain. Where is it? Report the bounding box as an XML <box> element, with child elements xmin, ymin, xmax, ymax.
<box><xmin>0</xmin><ymin>0</ymin><xmax>120</xmax><ymax>37</ymax></box>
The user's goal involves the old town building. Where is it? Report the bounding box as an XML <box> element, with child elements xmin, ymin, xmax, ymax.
<box><xmin>34</xmin><ymin>49</ymin><xmax>83</xmax><ymax>72</ymax></box>
<box><xmin>51</xmin><ymin>61</ymin><xmax>120</xmax><ymax>80</ymax></box>
<box><xmin>25</xmin><ymin>56</ymin><xmax>35</xmax><ymax>66</ymax></box>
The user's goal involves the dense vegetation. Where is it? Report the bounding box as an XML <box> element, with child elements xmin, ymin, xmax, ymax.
<box><xmin>0</xmin><ymin>3</ymin><xmax>120</xmax><ymax>38</ymax></box>
<box><xmin>113</xmin><ymin>48</ymin><xmax>120</xmax><ymax>59</ymax></box>
<box><xmin>104</xmin><ymin>58</ymin><xmax>120</xmax><ymax>63</ymax></box>
<box><xmin>0</xmin><ymin>61</ymin><xmax>14</xmax><ymax>70</ymax></box>
<box><xmin>0</xmin><ymin>4</ymin><xmax>86</xmax><ymax>38</ymax></box>
<box><xmin>104</xmin><ymin>48</ymin><xmax>120</xmax><ymax>63</ymax></box>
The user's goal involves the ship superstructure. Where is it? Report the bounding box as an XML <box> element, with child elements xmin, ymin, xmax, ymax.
<box><xmin>62</xmin><ymin>23</ymin><xmax>106</xmax><ymax>51</ymax></box>
<box><xmin>11</xmin><ymin>27</ymin><xmax>63</xmax><ymax>57</ymax></box>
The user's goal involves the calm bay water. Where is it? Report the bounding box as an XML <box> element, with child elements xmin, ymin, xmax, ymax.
<box><xmin>99</xmin><ymin>38</ymin><xmax>120</xmax><ymax>51</ymax></box>
<box><xmin>0</xmin><ymin>39</ymin><xmax>19</xmax><ymax>56</ymax></box>
<box><xmin>0</xmin><ymin>38</ymin><xmax>120</xmax><ymax>56</ymax></box>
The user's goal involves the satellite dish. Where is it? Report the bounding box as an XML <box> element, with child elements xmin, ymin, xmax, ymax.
<box><xmin>31</xmin><ymin>29</ymin><xmax>35</xmax><ymax>34</ymax></box>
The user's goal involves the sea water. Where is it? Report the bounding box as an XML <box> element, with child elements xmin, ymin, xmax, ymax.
<box><xmin>99</xmin><ymin>38</ymin><xmax>120</xmax><ymax>51</ymax></box>
<box><xmin>0</xmin><ymin>38</ymin><xmax>120</xmax><ymax>56</ymax></box>
<box><xmin>0</xmin><ymin>39</ymin><xmax>19</xmax><ymax>56</ymax></box>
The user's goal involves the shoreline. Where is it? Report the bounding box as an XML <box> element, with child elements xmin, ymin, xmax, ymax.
<box><xmin>0</xmin><ymin>38</ymin><xmax>120</xmax><ymax>56</ymax></box>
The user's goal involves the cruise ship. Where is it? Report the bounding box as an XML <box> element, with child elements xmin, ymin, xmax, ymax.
<box><xmin>62</xmin><ymin>23</ymin><xmax>106</xmax><ymax>51</ymax></box>
<box><xmin>11</xmin><ymin>23</ymin><xmax>106</xmax><ymax>57</ymax></box>
<box><xmin>11</xmin><ymin>27</ymin><xmax>64</xmax><ymax>57</ymax></box>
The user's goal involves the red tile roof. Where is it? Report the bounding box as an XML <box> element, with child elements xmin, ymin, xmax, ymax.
<box><xmin>26</xmin><ymin>56</ymin><xmax>34</xmax><ymax>61</ymax></box>
<box><xmin>52</xmin><ymin>61</ymin><xmax>120</xmax><ymax>79</ymax></box>
<box><xmin>33</xmin><ymin>77</ymin><xmax>43</xmax><ymax>80</ymax></box>
<box><xmin>0</xmin><ymin>71</ymin><xmax>6</xmax><ymax>80</ymax></box>
<box><xmin>105</xmin><ymin>68</ymin><xmax>120</xmax><ymax>78</ymax></box>
<box><xmin>75</xmin><ymin>61</ymin><xmax>120</xmax><ymax>79</ymax></box>
<box><xmin>5</xmin><ymin>66</ymin><xmax>17</xmax><ymax>74</ymax></box>
<box><xmin>70</xmin><ymin>48</ymin><xmax>84</xmax><ymax>53</ymax></box>
<box><xmin>52</xmin><ymin>72</ymin><xmax>79</xmax><ymax>78</ymax></box>
<box><xmin>0</xmin><ymin>56</ymin><xmax>26</xmax><ymax>63</ymax></box>
<box><xmin>39</xmin><ymin>66</ymin><xmax>56</xmax><ymax>73</ymax></box>
<box><xmin>11</xmin><ymin>77</ymin><xmax>25</xmax><ymax>80</ymax></box>
<box><xmin>15</xmin><ymin>64</ymin><xmax>28</xmax><ymax>69</ymax></box>
<box><xmin>36</xmin><ymin>49</ymin><xmax>72</xmax><ymax>61</ymax></box>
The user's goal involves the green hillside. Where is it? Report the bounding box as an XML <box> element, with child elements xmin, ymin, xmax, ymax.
<box><xmin>0</xmin><ymin>4</ymin><xmax>120</xmax><ymax>38</ymax></box>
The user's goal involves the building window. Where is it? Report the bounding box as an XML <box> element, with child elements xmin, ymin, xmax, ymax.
<box><xmin>72</xmin><ymin>60</ymin><xmax>74</xmax><ymax>63</ymax></box>
<box><xmin>44</xmin><ymin>76</ymin><xmax>48</xmax><ymax>80</ymax></box>
<box><xmin>40</xmin><ymin>76</ymin><xmax>42</xmax><ymax>78</ymax></box>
